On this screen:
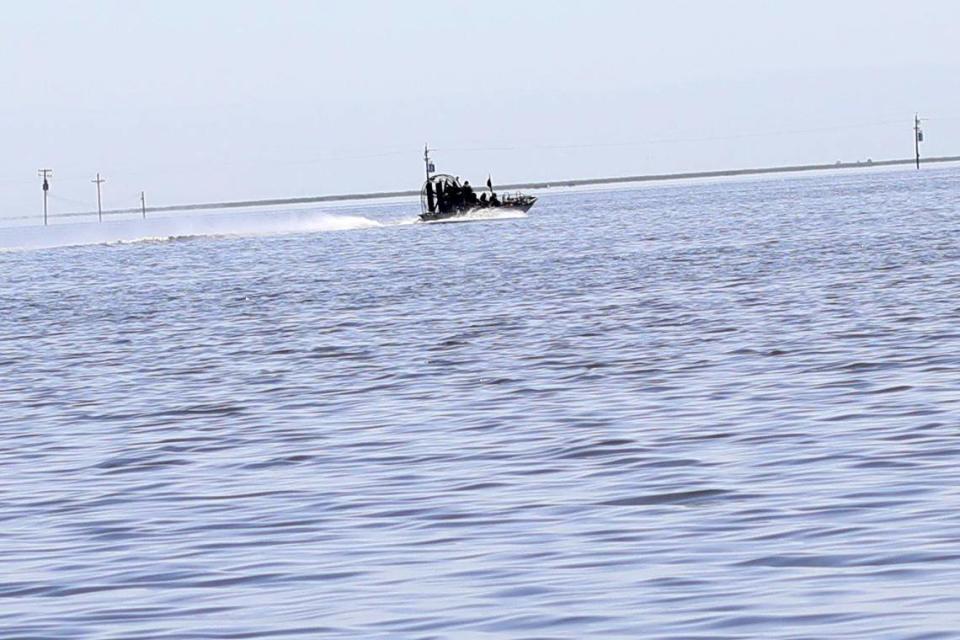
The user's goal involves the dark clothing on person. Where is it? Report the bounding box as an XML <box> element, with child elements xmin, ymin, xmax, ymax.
<box><xmin>446</xmin><ymin>184</ymin><xmax>461</xmax><ymax>211</ymax></box>
<box><xmin>435</xmin><ymin>183</ymin><xmax>447</xmax><ymax>213</ymax></box>
<box><xmin>462</xmin><ymin>182</ymin><xmax>478</xmax><ymax>208</ymax></box>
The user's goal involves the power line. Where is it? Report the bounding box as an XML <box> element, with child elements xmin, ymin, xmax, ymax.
<box><xmin>48</xmin><ymin>192</ymin><xmax>93</xmax><ymax>208</ymax></box>
<box><xmin>5</xmin><ymin>114</ymin><xmax>960</xmax><ymax>187</ymax></box>
<box><xmin>2</xmin><ymin>114</ymin><xmax>959</xmax><ymax>218</ymax></box>
<box><xmin>5</xmin><ymin>153</ymin><xmax>955</xmax><ymax>225</ymax></box>
<box><xmin>436</xmin><ymin>119</ymin><xmax>912</xmax><ymax>154</ymax></box>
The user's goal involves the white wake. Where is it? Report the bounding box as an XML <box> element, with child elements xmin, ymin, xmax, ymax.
<box><xmin>0</xmin><ymin>210</ymin><xmax>383</xmax><ymax>251</ymax></box>
<box><xmin>421</xmin><ymin>208</ymin><xmax>529</xmax><ymax>224</ymax></box>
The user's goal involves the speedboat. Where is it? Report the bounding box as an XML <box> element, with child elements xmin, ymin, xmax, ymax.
<box><xmin>419</xmin><ymin>147</ymin><xmax>536</xmax><ymax>222</ymax></box>
<box><xmin>420</xmin><ymin>174</ymin><xmax>536</xmax><ymax>222</ymax></box>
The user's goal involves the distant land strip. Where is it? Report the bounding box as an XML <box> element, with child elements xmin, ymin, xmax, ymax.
<box><xmin>25</xmin><ymin>155</ymin><xmax>960</xmax><ymax>221</ymax></box>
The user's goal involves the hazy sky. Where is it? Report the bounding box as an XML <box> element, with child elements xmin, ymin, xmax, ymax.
<box><xmin>2</xmin><ymin>0</ymin><xmax>959</xmax><ymax>219</ymax></box>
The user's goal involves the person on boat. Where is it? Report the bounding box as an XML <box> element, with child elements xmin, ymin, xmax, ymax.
<box><xmin>447</xmin><ymin>178</ymin><xmax>463</xmax><ymax>211</ymax></box>
<box><xmin>479</xmin><ymin>193</ymin><xmax>489</xmax><ymax>207</ymax></box>
<box><xmin>462</xmin><ymin>181</ymin><xmax>478</xmax><ymax>208</ymax></box>
<box><xmin>489</xmin><ymin>192</ymin><xmax>501</xmax><ymax>207</ymax></box>
<box><xmin>434</xmin><ymin>182</ymin><xmax>447</xmax><ymax>213</ymax></box>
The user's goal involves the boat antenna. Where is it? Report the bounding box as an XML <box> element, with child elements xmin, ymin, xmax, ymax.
<box><xmin>424</xmin><ymin>144</ymin><xmax>435</xmax><ymax>180</ymax></box>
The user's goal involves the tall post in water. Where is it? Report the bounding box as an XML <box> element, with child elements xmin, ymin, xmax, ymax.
<box><xmin>141</xmin><ymin>191</ymin><xmax>146</xmax><ymax>219</ymax></box>
<box><xmin>92</xmin><ymin>173</ymin><xmax>105</xmax><ymax>222</ymax></box>
<box><xmin>38</xmin><ymin>169</ymin><xmax>52</xmax><ymax>226</ymax></box>
<box><xmin>914</xmin><ymin>114</ymin><xmax>923</xmax><ymax>170</ymax></box>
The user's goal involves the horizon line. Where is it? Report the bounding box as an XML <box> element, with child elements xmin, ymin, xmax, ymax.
<box><xmin>9</xmin><ymin>154</ymin><xmax>960</xmax><ymax>223</ymax></box>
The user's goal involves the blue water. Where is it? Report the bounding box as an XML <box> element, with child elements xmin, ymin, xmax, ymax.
<box><xmin>2</xmin><ymin>166</ymin><xmax>960</xmax><ymax>639</ymax></box>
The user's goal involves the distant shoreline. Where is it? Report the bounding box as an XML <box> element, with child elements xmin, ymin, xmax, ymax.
<box><xmin>502</xmin><ymin>155</ymin><xmax>960</xmax><ymax>190</ymax></box>
<box><xmin>16</xmin><ymin>155</ymin><xmax>960</xmax><ymax>222</ymax></box>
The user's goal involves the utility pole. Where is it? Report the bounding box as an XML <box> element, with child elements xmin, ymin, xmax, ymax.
<box><xmin>140</xmin><ymin>191</ymin><xmax>146</xmax><ymax>219</ymax></box>
<box><xmin>92</xmin><ymin>173</ymin><xmax>105</xmax><ymax>222</ymax></box>
<box><xmin>38</xmin><ymin>169</ymin><xmax>53</xmax><ymax>226</ymax></box>
<box><xmin>914</xmin><ymin>114</ymin><xmax>924</xmax><ymax>170</ymax></box>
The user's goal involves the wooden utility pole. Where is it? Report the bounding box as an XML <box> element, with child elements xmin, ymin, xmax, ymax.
<box><xmin>38</xmin><ymin>169</ymin><xmax>53</xmax><ymax>226</ymax></box>
<box><xmin>914</xmin><ymin>114</ymin><xmax>923</xmax><ymax>170</ymax></box>
<box><xmin>140</xmin><ymin>191</ymin><xmax>146</xmax><ymax>219</ymax></box>
<box><xmin>92</xmin><ymin>173</ymin><xmax>106</xmax><ymax>222</ymax></box>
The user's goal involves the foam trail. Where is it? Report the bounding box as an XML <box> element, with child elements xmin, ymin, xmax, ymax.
<box><xmin>422</xmin><ymin>209</ymin><xmax>530</xmax><ymax>224</ymax></box>
<box><xmin>0</xmin><ymin>210</ymin><xmax>382</xmax><ymax>251</ymax></box>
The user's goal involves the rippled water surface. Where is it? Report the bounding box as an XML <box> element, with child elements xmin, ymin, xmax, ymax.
<box><xmin>3</xmin><ymin>167</ymin><xmax>960</xmax><ymax>639</ymax></box>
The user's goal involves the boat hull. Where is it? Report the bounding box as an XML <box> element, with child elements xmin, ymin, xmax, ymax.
<box><xmin>419</xmin><ymin>200</ymin><xmax>536</xmax><ymax>222</ymax></box>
